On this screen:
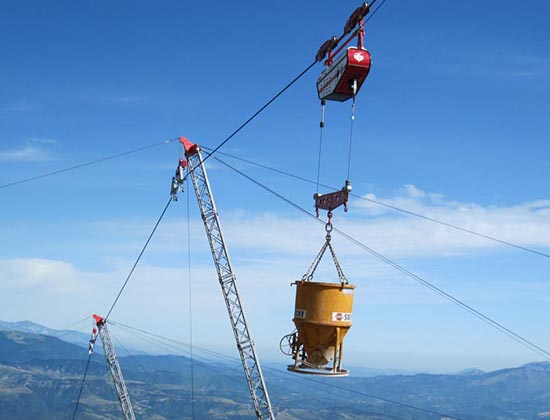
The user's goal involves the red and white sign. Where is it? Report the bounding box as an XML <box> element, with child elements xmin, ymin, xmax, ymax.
<box><xmin>352</xmin><ymin>51</ymin><xmax>366</xmax><ymax>63</ymax></box>
<box><xmin>332</xmin><ymin>312</ymin><xmax>352</xmax><ymax>322</ymax></box>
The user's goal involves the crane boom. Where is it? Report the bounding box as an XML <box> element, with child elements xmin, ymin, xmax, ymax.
<box><xmin>178</xmin><ymin>137</ymin><xmax>274</xmax><ymax>420</ymax></box>
<box><xmin>93</xmin><ymin>314</ymin><xmax>136</xmax><ymax>420</ymax></box>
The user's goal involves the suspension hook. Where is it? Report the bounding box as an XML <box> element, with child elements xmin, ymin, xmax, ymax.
<box><xmin>350</xmin><ymin>79</ymin><xmax>358</xmax><ymax>97</ymax></box>
<box><xmin>325</xmin><ymin>211</ymin><xmax>334</xmax><ymax>239</ymax></box>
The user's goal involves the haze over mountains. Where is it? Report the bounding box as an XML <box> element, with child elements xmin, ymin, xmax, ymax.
<box><xmin>1</xmin><ymin>320</ymin><xmax>550</xmax><ymax>419</ymax></box>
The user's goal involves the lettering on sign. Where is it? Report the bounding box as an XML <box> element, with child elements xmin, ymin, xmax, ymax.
<box><xmin>294</xmin><ymin>309</ymin><xmax>307</xmax><ymax>319</ymax></box>
<box><xmin>332</xmin><ymin>312</ymin><xmax>352</xmax><ymax>322</ymax></box>
<box><xmin>315</xmin><ymin>190</ymin><xmax>349</xmax><ymax>211</ymax></box>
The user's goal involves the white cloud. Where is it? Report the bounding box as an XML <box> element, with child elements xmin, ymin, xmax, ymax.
<box><xmin>78</xmin><ymin>184</ymin><xmax>550</xmax><ymax>264</ymax></box>
<box><xmin>346</xmin><ymin>186</ymin><xmax>550</xmax><ymax>257</ymax></box>
<box><xmin>0</xmin><ymin>139</ymin><xmax>57</xmax><ymax>162</ymax></box>
<box><xmin>0</xmin><ymin>258</ymin><xmax>102</xmax><ymax>294</ymax></box>
<box><xmin>0</xmin><ymin>258</ymin><xmax>187</xmax><ymax>332</ymax></box>
<box><xmin>2</xmin><ymin>185</ymin><xmax>548</xmax><ymax>370</ymax></box>
<box><xmin>204</xmin><ymin>194</ymin><xmax>550</xmax><ymax>260</ymax></box>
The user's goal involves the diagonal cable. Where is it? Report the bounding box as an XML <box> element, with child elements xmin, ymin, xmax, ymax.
<box><xmin>71</xmin><ymin>353</ymin><xmax>93</xmax><ymax>420</ymax></box>
<box><xmin>0</xmin><ymin>62</ymin><xmax>314</xmax><ymax>192</ymax></box>
<box><xmin>186</xmin><ymin>181</ymin><xmax>196</xmax><ymax>419</ymax></box>
<box><xmin>104</xmin><ymin>197</ymin><xmax>173</xmax><ymax>320</ymax></box>
<box><xmin>110</xmin><ymin>320</ymin><xmax>460</xmax><ymax>420</ymax></box>
<box><xmin>204</xmin><ymin>147</ymin><xmax>550</xmax><ymax>260</ymax></box>
<box><xmin>0</xmin><ymin>1</ymin><xmax>390</xmax><ymax>194</ymax></box>
<box><xmin>213</xmin><ymin>156</ymin><xmax>550</xmax><ymax>361</ymax></box>
<box><xmin>0</xmin><ymin>138</ymin><xmax>179</xmax><ymax>190</ymax></box>
<box><xmin>184</xmin><ymin>60</ymin><xmax>318</xmax><ymax>180</ymax></box>
<box><xmin>365</xmin><ymin>0</ymin><xmax>388</xmax><ymax>23</ymax></box>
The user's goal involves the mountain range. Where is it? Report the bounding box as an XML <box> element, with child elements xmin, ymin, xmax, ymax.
<box><xmin>0</xmin><ymin>320</ymin><xmax>90</xmax><ymax>348</ymax></box>
<box><xmin>1</xmin><ymin>321</ymin><xmax>550</xmax><ymax>419</ymax></box>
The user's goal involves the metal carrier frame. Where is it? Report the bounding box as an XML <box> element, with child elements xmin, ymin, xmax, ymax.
<box><xmin>182</xmin><ymin>140</ymin><xmax>274</xmax><ymax>420</ymax></box>
<box><xmin>280</xmin><ymin>212</ymin><xmax>351</xmax><ymax>377</ymax></box>
<box><xmin>95</xmin><ymin>317</ymin><xmax>136</xmax><ymax>420</ymax></box>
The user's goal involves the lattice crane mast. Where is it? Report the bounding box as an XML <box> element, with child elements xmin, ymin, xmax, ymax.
<box><xmin>89</xmin><ymin>314</ymin><xmax>136</xmax><ymax>420</ymax></box>
<box><xmin>171</xmin><ymin>137</ymin><xmax>274</xmax><ymax>420</ymax></box>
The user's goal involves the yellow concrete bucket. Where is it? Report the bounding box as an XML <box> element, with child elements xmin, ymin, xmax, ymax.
<box><xmin>287</xmin><ymin>280</ymin><xmax>355</xmax><ymax>376</ymax></box>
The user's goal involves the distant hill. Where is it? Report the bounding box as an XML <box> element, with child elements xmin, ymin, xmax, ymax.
<box><xmin>1</xmin><ymin>328</ymin><xmax>550</xmax><ymax>419</ymax></box>
<box><xmin>0</xmin><ymin>329</ymin><xmax>252</xmax><ymax>420</ymax></box>
<box><xmin>0</xmin><ymin>320</ymin><xmax>89</xmax><ymax>349</ymax></box>
<box><xmin>0</xmin><ymin>330</ymin><xmax>88</xmax><ymax>363</ymax></box>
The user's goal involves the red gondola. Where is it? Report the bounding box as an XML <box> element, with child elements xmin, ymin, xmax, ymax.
<box><xmin>315</xmin><ymin>2</ymin><xmax>373</xmax><ymax>102</ymax></box>
<box><xmin>317</xmin><ymin>47</ymin><xmax>371</xmax><ymax>102</ymax></box>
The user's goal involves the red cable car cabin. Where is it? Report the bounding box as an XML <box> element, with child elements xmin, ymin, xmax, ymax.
<box><xmin>316</xmin><ymin>47</ymin><xmax>372</xmax><ymax>102</ymax></box>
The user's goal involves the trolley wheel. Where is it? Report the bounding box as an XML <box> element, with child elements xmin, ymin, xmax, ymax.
<box><xmin>279</xmin><ymin>332</ymin><xmax>297</xmax><ymax>356</ymax></box>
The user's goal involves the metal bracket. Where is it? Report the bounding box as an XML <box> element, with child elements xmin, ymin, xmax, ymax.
<box><xmin>314</xmin><ymin>180</ymin><xmax>352</xmax><ymax>217</ymax></box>
<box><xmin>170</xmin><ymin>158</ymin><xmax>187</xmax><ymax>201</ymax></box>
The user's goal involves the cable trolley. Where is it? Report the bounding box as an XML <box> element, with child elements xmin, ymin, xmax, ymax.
<box><xmin>281</xmin><ymin>2</ymin><xmax>374</xmax><ymax>377</ymax></box>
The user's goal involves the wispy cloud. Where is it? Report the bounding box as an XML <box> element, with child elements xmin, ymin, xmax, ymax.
<box><xmin>0</xmin><ymin>139</ymin><xmax>57</xmax><ymax>162</ymax></box>
<box><xmin>84</xmin><ymin>184</ymin><xmax>550</xmax><ymax>262</ymax></box>
<box><xmin>504</xmin><ymin>54</ymin><xmax>550</xmax><ymax>79</ymax></box>
<box><xmin>110</xmin><ymin>95</ymin><xmax>144</xmax><ymax>104</ymax></box>
<box><xmin>160</xmin><ymin>186</ymin><xmax>550</xmax><ymax>260</ymax></box>
<box><xmin>426</xmin><ymin>47</ymin><xmax>550</xmax><ymax>81</ymax></box>
<box><xmin>349</xmin><ymin>185</ymin><xmax>550</xmax><ymax>257</ymax></box>
<box><xmin>3</xmin><ymin>185</ymin><xmax>546</xmax><ymax>331</ymax></box>
<box><xmin>1</xmin><ymin>184</ymin><xmax>548</xmax><ymax>369</ymax></box>
<box><xmin>0</xmin><ymin>258</ymin><xmax>82</xmax><ymax>292</ymax></box>
<box><xmin>1</xmin><ymin>99</ymin><xmax>40</xmax><ymax>113</ymax></box>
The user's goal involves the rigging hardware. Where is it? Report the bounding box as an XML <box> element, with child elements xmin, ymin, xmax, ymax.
<box><xmin>314</xmin><ymin>2</ymin><xmax>373</xmax><ymax>212</ymax></box>
<box><xmin>314</xmin><ymin>180</ymin><xmax>352</xmax><ymax>217</ymax></box>
<box><xmin>282</xmin><ymin>208</ymin><xmax>356</xmax><ymax>376</ymax></box>
<box><xmin>172</xmin><ymin>136</ymin><xmax>274</xmax><ymax>420</ymax></box>
<box><xmin>282</xmin><ymin>2</ymin><xmax>372</xmax><ymax>377</ymax></box>
<box><xmin>316</xmin><ymin>2</ymin><xmax>372</xmax><ymax>102</ymax></box>
<box><xmin>302</xmin><ymin>213</ymin><xmax>348</xmax><ymax>285</ymax></box>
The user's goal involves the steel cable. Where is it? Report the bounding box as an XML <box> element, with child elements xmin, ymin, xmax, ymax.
<box><xmin>71</xmin><ymin>353</ymin><xmax>93</xmax><ymax>420</ymax></box>
<box><xmin>204</xmin><ymin>147</ymin><xmax>550</xmax><ymax>260</ymax></box>
<box><xmin>213</xmin><ymin>156</ymin><xmax>550</xmax><ymax>361</ymax></box>
<box><xmin>109</xmin><ymin>321</ymin><xmax>458</xmax><ymax>420</ymax></box>
<box><xmin>0</xmin><ymin>138</ymin><xmax>179</xmax><ymax>190</ymax></box>
<box><xmin>183</xmin><ymin>60</ymin><xmax>318</xmax><ymax>184</ymax></box>
<box><xmin>186</xmin><ymin>181</ymin><xmax>196</xmax><ymax>419</ymax></box>
<box><xmin>104</xmin><ymin>197</ymin><xmax>173</xmax><ymax>321</ymax></box>
<box><xmin>0</xmin><ymin>60</ymin><xmax>317</xmax><ymax>191</ymax></box>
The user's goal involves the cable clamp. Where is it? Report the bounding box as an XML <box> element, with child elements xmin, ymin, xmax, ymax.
<box><xmin>170</xmin><ymin>158</ymin><xmax>187</xmax><ymax>201</ymax></box>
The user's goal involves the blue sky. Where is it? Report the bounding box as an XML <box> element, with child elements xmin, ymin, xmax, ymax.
<box><xmin>1</xmin><ymin>0</ymin><xmax>550</xmax><ymax>373</ymax></box>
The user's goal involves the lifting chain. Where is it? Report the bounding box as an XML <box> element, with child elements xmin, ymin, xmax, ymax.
<box><xmin>302</xmin><ymin>212</ymin><xmax>348</xmax><ymax>285</ymax></box>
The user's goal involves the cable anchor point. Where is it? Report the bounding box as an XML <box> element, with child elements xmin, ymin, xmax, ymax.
<box><xmin>170</xmin><ymin>158</ymin><xmax>187</xmax><ymax>201</ymax></box>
